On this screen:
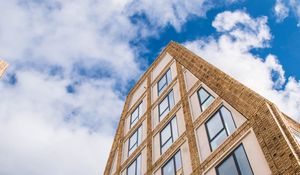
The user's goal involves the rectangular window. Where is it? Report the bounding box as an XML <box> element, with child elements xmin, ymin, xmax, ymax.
<box><xmin>216</xmin><ymin>144</ymin><xmax>253</xmax><ymax>175</ymax></box>
<box><xmin>160</xmin><ymin>116</ymin><xmax>179</xmax><ymax>154</ymax></box>
<box><xmin>158</xmin><ymin>69</ymin><xmax>172</xmax><ymax>96</ymax></box>
<box><xmin>162</xmin><ymin>150</ymin><xmax>182</xmax><ymax>175</ymax></box>
<box><xmin>158</xmin><ymin>90</ymin><xmax>175</xmax><ymax>121</ymax></box>
<box><xmin>292</xmin><ymin>129</ymin><xmax>300</xmax><ymax>145</ymax></box>
<box><xmin>205</xmin><ymin>106</ymin><xmax>236</xmax><ymax>151</ymax></box>
<box><xmin>128</xmin><ymin>126</ymin><xmax>142</xmax><ymax>156</ymax></box>
<box><xmin>197</xmin><ymin>87</ymin><xmax>215</xmax><ymax>112</ymax></box>
<box><xmin>130</xmin><ymin>102</ymin><xmax>142</xmax><ymax>128</ymax></box>
<box><xmin>127</xmin><ymin>154</ymin><xmax>141</xmax><ymax>175</ymax></box>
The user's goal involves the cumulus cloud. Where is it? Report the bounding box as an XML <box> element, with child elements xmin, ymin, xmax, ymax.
<box><xmin>274</xmin><ymin>0</ymin><xmax>300</xmax><ymax>27</ymax></box>
<box><xmin>0</xmin><ymin>0</ymin><xmax>226</xmax><ymax>174</ymax></box>
<box><xmin>184</xmin><ymin>10</ymin><xmax>300</xmax><ymax>120</ymax></box>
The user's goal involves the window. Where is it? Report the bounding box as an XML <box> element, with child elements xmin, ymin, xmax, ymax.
<box><xmin>197</xmin><ymin>87</ymin><xmax>215</xmax><ymax>112</ymax></box>
<box><xmin>205</xmin><ymin>106</ymin><xmax>236</xmax><ymax>151</ymax></box>
<box><xmin>130</xmin><ymin>102</ymin><xmax>142</xmax><ymax>128</ymax></box>
<box><xmin>127</xmin><ymin>154</ymin><xmax>141</xmax><ymax>175</ymax></box>
<box><xmin>216</xmin><ymin>144</ymin><xmax>253</xmax><ymax>175</ymax></box>
<box><xmin>160</xmin><ymin>116</ymin><xmax>179</xmax><ymax>154</ymax></box>
<box><xmin>128</xmin><ymin>126</ymin><xmax>142</xmax><ymax>156</ymax></box>
<box><xmin>162</xmin><ymin>150</ymin><xmax>182</xmax><ymax>175</ymax></box>
<box><xmin>159</xmin><ymin>90</ymin><xmax>175</xmax><ymax>121</ymax></box>
<box><xmin>292</xmin><ymin>129</ymin><xmax>300</xmax><ymax>145</ymax></box>
<box><xmin>158</xmin><ymin>69</ymin><xmax>172</xmax><ymax>95</ymax></box>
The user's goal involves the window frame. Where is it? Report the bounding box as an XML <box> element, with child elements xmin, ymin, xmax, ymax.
<box><xmin>291</xmin><ymin>128</ymin><xmax>300</xmax><ymax>145</ymax></box>
<box><xmin>161</xmin><ymin>150</ymin><xmax>182</xmax><ymax>175</ymax></box>
<box><xmin>158</xmin><ymin>90</ymin><xmax>174</xmax><ymax>121</ymax></box>
<box><xmin>128</xmin><ymin>125</ymin><xmax>142</xmax><ymax>156</ymax></box>
<box><xmin>205</xmin><ymin>106</ymin><xmax>237</xmax><ymax>151</ymax></box>
<box><xmin>126</xmin><ymin>154</ymin><xmax>141</xmax><ymax>175</ymax></box>
<box><xmin>197</xmin><ymin>86</ymin><xmax>216</xmax><ymax>112</ymax></box>
<box><xmin>159</xmin><ymin>116</ymin><xmax>179</xmax><ymax>154</ymax></box>
<box><xmin>197</xmin><ymin>87</ymin><xmax>215</xmax><ymax>112</ymax></box>
<box><xmin>157</xmin><ymin>68</ymin><xmax>172</xmax><ymax>96</ymax></box>
<box><xmin>130</xmin><ymin>102</ymin><xmax>142</xmax><ymax>128</ymax></box>
<box><xmin>215</xmin><ymin>144</ymin><xmax>254</xmax><ymax>175</ymax></box>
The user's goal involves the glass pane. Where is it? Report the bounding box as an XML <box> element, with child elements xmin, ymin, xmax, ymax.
<box><xmin>161</xmin><ymin>124</ymin><xmax>172</xmax><ymax>144</ymax></box>
<box><xmin>168</xmin><ymin>90</ymin><xmax>175</xmax><ymax>108</ymax></box>
<box><xmin>211</xmin><ymin>130</ymin><xmax>227</xmax><ymax>150</ymax></box>
<box><xmin>235</xmin><ymin>145</ymin><xmax>253</xmax><ymax>175</ymax></box>
<box><xmin>294</xmin><ymin>133</ymin><xmax>300</xmax><ymax>144</ymax></box>
<box><xmin>221</xmin><ymin>107</ymin><xmax>236</xmax><ymax>135</ymax></box>
<box><xmin>162</xmin><ymin>158</ymin><xmax>175</xmax><ymax>175</ymax></box>
<box><xmin>158</xmin><ymin>75</ymin><xmax>167</xmax><ymax>94</ymax></box>
<box><xmin>166</xmin><ymin>69</ymin><xmax>172</xmax><ymax>84</ymax></box>
<box><xmin>206</xmin><ymin>112</ymin><xmax>224</xmax><ymax>139</ymax></box>
<box><xmin>138</xmin><ymin>126</ymin><xmax>142</xmax><ymax>146</ymax></box>
<box><xmin>138</xmin><ymin>103</ymin><xmax>143</xmax><ymax>117</ymax></box>
<box><xmin>131</xmin><ymin>106</ymin><xmax>139</xmax><ymax>126</ymax></box>
<box><xmin>127</xmin><ymin>160</ymin><xmax>136</xmax><ymax>175</ymax></box>
<box><xmin>174</xmin><ymin>151</ymin><xmax>182</xmax><ymax>170</ymax></box>
<box><xmin>171</xmin><ymin>117</ymin><xmax>179</xmax><ymax>140</ymax></box>
<box><xmin>136</xmin><ymin>155</ymin><xmax>141</xmax><ymax>175</ymax></box>
<box><xmin>199</xmin><ymin>88</ymin><xmax>209</xmax><ymax>104</ymax></box>
<box><xmin>217</xmin><ymin>156</ymin><xmax>239</xmax><ymax>175</ymax></box>
<box><xmin>201</xmin><ymin>96</ymin><xmax>214</xmax><ymax>111</ymax></box>
<box><xmin>161</xmin><ymin>138</ymin><xmax>173</xmax><ymax>153</ymax></box>
<box><xmin>159</xmin><ymin>97</ymin><xmax>169</xmax><ymax>116</ymax></box>
<box><xmin>129</xmin><ymin>131</ymin><xmax>138</xmax><ymax>150</ymax></box>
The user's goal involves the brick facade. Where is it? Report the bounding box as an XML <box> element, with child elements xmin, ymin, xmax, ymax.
<box><xmin>104</xmin><ymin>42</ymin><xmax>300</xmax><ymax>175</ymax></box>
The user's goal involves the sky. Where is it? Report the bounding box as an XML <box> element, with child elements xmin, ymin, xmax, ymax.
<box><xmin>0</xmin><ymin>0</ymin><xmax>299</xmax><ymax>174</ymax></box>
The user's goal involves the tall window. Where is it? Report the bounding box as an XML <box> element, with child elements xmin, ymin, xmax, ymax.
<box><xmin>130</xmin><ymin>102</ymin><xmax>142</xmax><ymax>128</ymax></box>
<box><xmin>292</xmin><ymin>129</ymin><xmax>300</xmax><ymax>145</ymax></box>
<box><xmin>127</xmin><ymin>154</ymin><xmax>141</xmax><ymax>175</ymax></box>
<box><xmin>197</xmin><ymin>87</ymin><xmax>215</xmax><ymax>112</ymax></box>
<box><xmin>205</xmin><ymin>106</ymin><xmax>236</xmax><ymax>151</ymax></box>
<box><xmin>159</xmin><ymin>90</ymin><xmax>175</xmax><ymax>121</ymax></box>
<box><xmin>158</xmin><ymin>69</ymin><xmax>172</xmax><ymax>95</ymax></box>
<box><xmin>128</xmin><ymin>126</ymin><xmax>142</xmax><ymax>156</ymax></box>
<box><xmin>162</xmin><ymin>150</ymin><xmax>182</xmax><ymax>175</ymax></box>
<box><xmin>160</xmin><ymin>116</ymin><xmax>179</xmax><ymax>154</ymax></box>
<box><xmin>216</xmin><ymin>144</ymin><xmax>253</xmax><ymax>175</ymax></box>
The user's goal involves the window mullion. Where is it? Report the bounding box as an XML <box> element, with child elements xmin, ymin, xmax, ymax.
<box><xmin>210</xmin><ymin>128</ymin><xmax>226</xmax><ymax>142</ymax></box>
<box><xmin>219</xmin><ymin>111</ymin><xmax>229</xmax><ymax>136</ymax></box>
<box><xmin>232</xmin><ymin>153</ymin><xmax>242</xmax><ymax>175</ymax></box>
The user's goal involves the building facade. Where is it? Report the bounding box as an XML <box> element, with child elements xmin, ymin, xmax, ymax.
<box><xmin>104</xmin><ymin>42</ymin><xmax>300</xmax><ymax>175</ymax></box>
<box><xmin>0</xmin><ymin>60</ymin><xmax>8</xmax><ymax>78</ymax></box>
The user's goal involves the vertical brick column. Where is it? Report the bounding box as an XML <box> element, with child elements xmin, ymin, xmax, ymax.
<box><xmin>175</xmin><ymin>62</ymin><xmax>201</xmax><ymax>173</ymax></box>
<box><xmin>104</xmin><ymin>98</ymin><xmax>129</xmax><ymax>175</ymax></box>
<box><xmin>146</xmin><ymin>75</ymin><xmax>153</xmax><ymax>174</ymax></box>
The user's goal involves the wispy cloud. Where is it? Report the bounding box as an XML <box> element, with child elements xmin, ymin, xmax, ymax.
<box><xmin>274</xmin><ymin>0</ymin><xmax>300</xmax><ymax>27</ymax></box>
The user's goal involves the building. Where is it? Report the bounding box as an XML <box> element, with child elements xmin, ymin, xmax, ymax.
<box><xmin>0</xmin><ymin>60</ymin><xmax>8</xmax><ymax>78</ymax></box>
<box><xmin>104</xmin><ymin>42</ymin><xmax>300</xmax><ymax>175</ymax></box>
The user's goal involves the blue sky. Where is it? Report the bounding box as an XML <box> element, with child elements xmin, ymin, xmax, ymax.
<box><xmin>0</xmin><ymin>0</ymin><xmax>299</xmax><ymax>174</ymax></box>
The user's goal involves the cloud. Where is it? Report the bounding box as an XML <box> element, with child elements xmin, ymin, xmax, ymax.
<box><xmin>274</xmin><ymin>0</ymin><xmax>289</xmax><ymax>22</ymax></box>
<box><xmin>274</xmin><ymin>0</ymin><xmax>300</xmax><ymax>27</ymax></box>
<box><xmin>0</xmin><ymin>0</ymin><xmax>227</xmax><ymax>174</ymax></box>
<box><xmin>184</xmin><ymin>10</ymin><xmax>300</xmax><ymax>121</ymax></box>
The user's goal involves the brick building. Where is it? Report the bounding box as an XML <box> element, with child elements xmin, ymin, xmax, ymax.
<box><xmin>0</xmin><ymin>60</ymin><xmax>8</xmax><ymax>78</ymax></box>
<box><xmin>104</xmin><ymin>42</ymin><xmax>300</xmax><ymax>175</ymax></box>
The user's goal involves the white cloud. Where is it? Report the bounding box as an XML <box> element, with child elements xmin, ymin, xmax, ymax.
<box><xmin>185</xmin><ymin>10</ymin><xmax>300</xmax><ymax>121</ymax></box>
<box><xmin>0</xmin><ymin>0</ymin><xmax>224</xmax><ymax>174</ymax></box>
<box><xmin>274</xmin><ymin>0</ymin><xmax>300</xmax><ymax>27</ymax></box>
<box><xmin>274</xmin><ymin>0</ymin><xmax>289</xmax><ymax>22</ymax></box>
